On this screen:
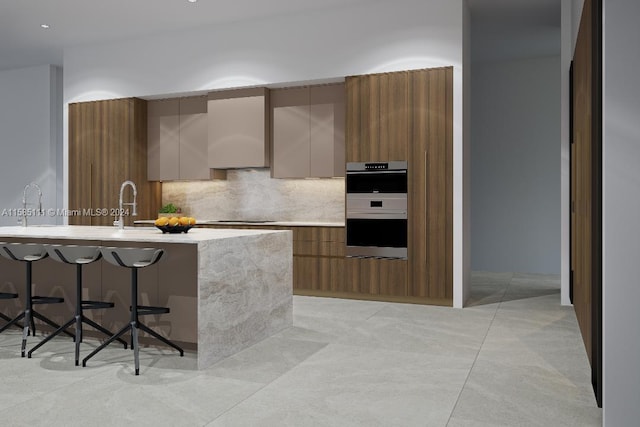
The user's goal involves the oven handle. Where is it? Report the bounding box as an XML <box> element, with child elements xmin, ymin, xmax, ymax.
<box><xmin>346</xmin><ymin>170</ymin><xmax>407</xmax><ymax>175</ymax></box>
<box><xmin>346</xmin><ymin>211</ymin><xmax>407</xmax><ymax>219</ymax></box>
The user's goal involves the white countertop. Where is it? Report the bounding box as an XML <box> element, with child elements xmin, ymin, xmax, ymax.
<box><xmin>0</xmin><ymin>225</ymin><xmax>287</xmax><ymax>244</ymax></box>
<box><xmin>134</xmin><ymin>220</ymin><xmax>345</xmax><ymax>228</ymax></box>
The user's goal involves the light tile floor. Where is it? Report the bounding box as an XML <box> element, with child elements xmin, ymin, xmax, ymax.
<box><xmin>0</xmin><ymin>272</ymin><xmax>602</xmax><ymax>426</ymax></box>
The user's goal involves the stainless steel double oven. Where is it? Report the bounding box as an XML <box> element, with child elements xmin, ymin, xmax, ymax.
<box><xmin>346</xmin><ymin>161</ymin><xmax>408</xmax><ymax>259</ymax></box>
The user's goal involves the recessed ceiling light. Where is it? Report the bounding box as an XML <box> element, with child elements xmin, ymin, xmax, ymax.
<box><xmin>40</xmin><ymin>24</ymin><xmax>50</xmax><ymax>29</ymax></box>
<box><xmin>188</xmin><ymin>0</ymin><xmax>197</xmax><ymax>3</ymax></box>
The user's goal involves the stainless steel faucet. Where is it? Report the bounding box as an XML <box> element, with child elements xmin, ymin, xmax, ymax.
<box><xmin>114</xmin><ymin>180</ymin><xmax>137</xmax><ymax>229</ymax></box>
<box><xmin>21</xmin><ymin>182</ymin><xmax>43</xmax><ymax>227</ymax></box>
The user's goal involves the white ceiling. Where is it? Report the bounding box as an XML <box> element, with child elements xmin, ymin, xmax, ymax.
<box><xmin>0</xmin><ymin>0</ymin><xmax>560</xmax><ymax>72</ymax></box>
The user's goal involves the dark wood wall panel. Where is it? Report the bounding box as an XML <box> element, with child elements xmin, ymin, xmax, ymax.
<box><xmin>69</xmin><ymin>98</ymin><xmax>160</xmax><ymax>226</ymax></box>
<box><xmin>572</xmin><ymin>0</ymin><xmax>594</xmax><ymax>365</ymax></box>
<box><xmin>571</xmin><ymin>0</ymin><xmax>602</xmax><ymax>406</ymax></box>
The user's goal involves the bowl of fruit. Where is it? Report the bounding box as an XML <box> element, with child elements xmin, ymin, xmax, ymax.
<box><xmin>154</xmin><ymin>216</ymin><xmax>196</xmax><ymax>233</ymax></box>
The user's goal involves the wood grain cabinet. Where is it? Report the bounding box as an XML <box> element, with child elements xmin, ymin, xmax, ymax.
<box><xmin>346</xmin><ymin>73</ymin><xmax>409</xmax><ymax>163</ymax></box>
<box><xmin>68</xmin><ymin>98</ymin><xmax>161</xmax><ymax>226</ymax></box>
<box><xmin>292</xmin><ymin>226</ymin><xmax>345</xmax><ymax>292</ymax></box>
<box><xmin>208</xmin><ymin>87</ymin><xmax>270</xmax><ymax>169</ymax></box>
<box><xmin>343</xmin><ymin>258</ymin><xmax>407</xmax><ymax>296</ymax></box>
<box><xmin>147</xmin><ymin>96</ymin><xmax>210</xmax><ymax>181</ymax></box>
<box><xmin>407</xmin><ymin>68</ymin><xmax>453</xmax><ymax>304</ymax></box>
<box><xmin>271</xmin><ymin>83</ymin><xmax>345</xmax><ymax>178</ymax></box>
<box><xmin>345</xmin><ymin>68</ymin><xmax>453</xmax><ymax>306</ymax></box>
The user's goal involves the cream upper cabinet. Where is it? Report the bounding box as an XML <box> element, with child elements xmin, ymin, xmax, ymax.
<box><xmin>208</xmin><ymin>88</ymin><xmax>270</xmax><ymax>169</ymax></box>
<box><xmin>178</xmin><ymin>96</ymin><xmax>209</xmax><ymax>180</ymax></box>
<box><xmin>271</xmin><ymin>87</ymin><xmax>310</xmax><ymax>178</ymax></box>
<box><xmin>271</xmin><ymin>83</ymin><xmax>345</xmax><ymax>178</ymax></box>
<box><xmin>147</xmin><ymin>96</ymin><xmax>209</xmax><ymax>181</ymax></box>
<box><xmin>148</xmin><ymin>99</ymin><xmax>179</xmax><ymax>181</ymax></box>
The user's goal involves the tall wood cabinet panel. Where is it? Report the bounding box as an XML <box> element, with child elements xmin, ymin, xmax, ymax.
<box><xmin>345</xmin><ymin>68</ymin><xmax>453</xmax><ymax>305</ymax></box>
<box><xmin>407</xmin><ymin>68</ymin><xmax>453</xmax><ymax>301</ymax></box>
<box><xmin>69</xmin><ymin>98</ymin><xmax>161</xmax><ymax>226</ymax></box>
<box><xmin>380</xmin><ymin>71</ymin><xmax>409</xmax><ymax>161</ymax></box>
<box><xmin>345</xmin><ymin>76</ymin><xmax>361</xmax><ymax>163</ymax></box>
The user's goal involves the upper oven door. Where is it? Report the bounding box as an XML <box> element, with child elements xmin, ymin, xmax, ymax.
<box><xmin>346</xmin><ymin>161</ymin><xmax>407</xmax><ymax>194</ymax></box>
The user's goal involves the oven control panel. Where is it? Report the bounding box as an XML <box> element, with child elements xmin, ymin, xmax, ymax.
<box><xmin>364</xmin><ymin>163</ymin><xmax>389</xmax><ymax>170</ymax></box>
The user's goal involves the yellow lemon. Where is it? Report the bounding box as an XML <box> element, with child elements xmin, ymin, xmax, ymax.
<box><xmin>189</xmin><ymin>217</ymin><xmax>197</xmax><ymax>225</ymax></box>
<box><xmin>155</xmin><ymin>217</ymin><xmax>169</xmax><ymax>226</ymax></box>
<box><xmin>168</xmin><ymin>217</ymin><xmax>180</xmax><ymax>227</ymax></box>
<box><xmin>178</xmin><ymin>216</ymin><xmax>190</xmax><ymax>226</ymax></box>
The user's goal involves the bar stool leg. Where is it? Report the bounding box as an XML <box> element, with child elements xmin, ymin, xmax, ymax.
<box><xmin>27</xmin><ymin>261</ymin><xmax>127</xmax><ymax>361</ymax></box>
<box><xmin>21</xmin><ymin>312</ymin><xmax>30</xmax><ymax>357</ymax></box>
<box><xmin>22</xmin><ymin>261</ymin><xmax>34</xmax><ymax>357</ymax></box>
<box><xmin>0</xmin><ymin>312</ymin><xmax>25</xmax><ymax>334</ymax></box>
<box><xmin>75</xmin><ymin>314</ymin><xmax>81</xmax><ymax>366</ymax></box>
<box><xmin>132</xmin><ymin>320</ymin><xmax>139</xmax><ymax>375</ymax></box>
<box><xmin>84</xmin><ymin>248</ymin><xmax>184</xmax><ymax>375</ymax></box>
<box><xmin>82</xmin><ymin>323</ymin><xmax>131</xmax><ymax>368</ymax></box>
<box><xmin>131</xmin><ymin>268</ymin><xmax>140</xmax><ymax>375</ymax></box>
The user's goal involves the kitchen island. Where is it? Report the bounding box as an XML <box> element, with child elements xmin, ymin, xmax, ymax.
<box><xmin>0</xmin><ymin>226</ymin><xmax>292</xmax><ymax>369</ymax></box>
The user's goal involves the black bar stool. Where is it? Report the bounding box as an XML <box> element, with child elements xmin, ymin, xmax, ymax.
<box><xmin>0</xmin><ymin>292</ymin><xmax>19</xmax><ymax>325</ymax></box>
<box><xmin>0</xmin><ymin>242</ymin><xmax>72</xmax><ymax>357</ymax></box>
<box><xmin>27</xmin><ymin>245</ymin><xmax>127</xmax><ymax>364</ymax></box>
<box><xmin>0</xmin><ymin>241</ymin><xmax>19</xmax><ymax>327</ymax></box>
<box><xmin>82</xmin><ymin>247</ymin><xmax>184</xmax><ymax>375</ymax></box>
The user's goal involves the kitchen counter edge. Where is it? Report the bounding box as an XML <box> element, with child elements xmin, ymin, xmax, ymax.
<box><xmin>134</xmin><ymin>220</ymin><xmax>345</xmax><ymax>228</ymax></box>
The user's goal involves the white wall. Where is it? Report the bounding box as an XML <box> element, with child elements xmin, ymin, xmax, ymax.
<box><xmin>471</xmin><ymin>55</ymin><xmax>561</xmax><ymax>274</ymax></box>
<box><xmin>62</xmin><ymin>0</ymin><xmax>469</xmax><ymax>307</ymax></box>
<box><xmin>572</xmin><ymin>0</ymin><xmax>586</xmax><ymax>50</ymax></box>
<box><xmin>560</xmin><ymin>0</ymin><xmax>572</xmax><ymax>305</ymax></box>
<box><xmin>603</xmin><ymin>0</ymin><xmax>640</xmax><ymax>423</ymax></box>
<box><xmin>462</xmin><ymin>0</ymin><xmax>472</xmax><ymax>305</ymax></box>
<box><xmin>0</xmin><ymin>65</ymin><xmax>62</xmax><ymax>226</ymax></box>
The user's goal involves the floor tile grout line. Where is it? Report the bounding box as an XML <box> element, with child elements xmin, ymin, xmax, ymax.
<box><xmin>0</xmin><ymin>335</ymin><xmax>143</xmax><ymax>416</ymax></box>
<box><xmin>202</xmin><ymin>354</ymin><xmax>311</xmax><ymax>426</ymax></box>
<box><xmin>445</xmin><ymin>278</ymin><xmax>510</xmax><ymax>426</ymax></box>
<box><xmin>364</xmin><ymin>302</ymin><xmax>392</xmax><ymax>320</ymax></box>
<box><xmin>201</xmin><ymin>333</ymin><xmax>334</xmax><ymax>425</ymax></box>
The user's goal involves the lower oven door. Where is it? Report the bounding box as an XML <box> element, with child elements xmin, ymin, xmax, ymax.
<box><xmin>346</xmin><ymin>214</ymin><xmax>408</xmax><ymax>259</ymax></box>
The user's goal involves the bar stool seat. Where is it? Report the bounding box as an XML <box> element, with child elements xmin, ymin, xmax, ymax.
<box><xmin>27</xmin><ymin>245</ymin><xmax>127</xmax><ymax>364</ymax></box>
<box><xmin>82</xmin><ymin>247</ymin><xmax>184</xmax><ymax>375</ymax></box>
<box><xmin>0</xmin><ymin>242</ymin><xmax>71</xmax><ymax>357</ymax></box>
